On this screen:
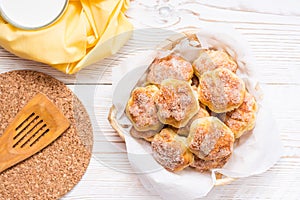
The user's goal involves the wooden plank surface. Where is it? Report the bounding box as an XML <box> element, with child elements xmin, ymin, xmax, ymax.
<box><xmin>0</xmin><ymin>0</ymin><xmax>299</xmax><ymax>199</ymax></box>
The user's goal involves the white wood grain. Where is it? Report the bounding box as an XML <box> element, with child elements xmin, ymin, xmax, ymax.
<box><xmin>0</xmin><ymin>0</ymin><xmax>299</xmax><ymax>199</ymax></box>
<box><xmin>63</xmin><ymin>84</ymin><xmax>300</xmax><ymax>199</ymax></box>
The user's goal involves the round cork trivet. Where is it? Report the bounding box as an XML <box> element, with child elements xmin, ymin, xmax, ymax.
<box><xmin>0</xmin><ymin>70</ymin><xmax>93</xmax><ymax>199</ymax></box>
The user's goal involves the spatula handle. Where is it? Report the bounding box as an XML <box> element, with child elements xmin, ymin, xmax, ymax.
<box><xmin>0</xmin><ymin>134</ymin><xmax>11</xmax><ymax>173</ymax></box>
<box><xmin>0</xmin><ymin>136</ymin><xmax>20</xmax><ymax>173</ymax></box>
<box><xmin>0</xmin><ymin>147</ymin><xmax>12</xmax><ymax>173</ymax></box>
<box><xmin>0</xmin><ymin>162</ymin><xmax>9</xmax><ymax>173</ymax></box>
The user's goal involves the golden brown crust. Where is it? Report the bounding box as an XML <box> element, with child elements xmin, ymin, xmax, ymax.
<box><xmin>190</xmin><ymin>154</ymin><xmax>231</xmax><ymax>172</ymax></box>
<box><xmin>224</xmin><ymin>92</ymin><xmax>258</xmax><ymax>138</ymax></box>
<box><xmin>187</xmin><ymin>117</ymin><xmax>234</xmax><ymax>161</ymax></box>
<box><xmin>146</xmin><ymin>54</ymin><xmax>194</xmax><ymax>85</ymax></box>
<box><xmin>126</xmin><ymin>85</ymin><xmax>163</xmax><ymax>131</ymax></box>
<box><xmin>198</xmin><ymin>68</ymin><xmax>246</xmax><ymax>113</ymax></box>
<box><xmin>193</xmin><ymin>50</ymin><xmax>237</xmax><ymax>78</ymax></box>
<box><xmin>155</xmin><ymin>79</ymin><xmax>200</xmax><ymax>128</ymax></box>
<box><xmin>151</xmin><ymin>128</ymin><xmax>194</xmax><ymax>172</ymax></box>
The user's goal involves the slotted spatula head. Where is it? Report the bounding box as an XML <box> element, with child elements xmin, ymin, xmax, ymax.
<box><xmin>0</xmin><ymin>93</ymin><xmax>70</xmax><ymax>173</ymax></box>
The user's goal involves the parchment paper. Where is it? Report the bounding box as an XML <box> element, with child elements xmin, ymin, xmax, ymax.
<box><xmin>111</xmin><ymin>25</ymin><xmax>283</xmax><ymax>200</ymax></box>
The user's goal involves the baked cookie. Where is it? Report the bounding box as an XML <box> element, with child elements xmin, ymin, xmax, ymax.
<box><xmin>224</xmin><ymin>92</ymin><xmax>258</xmax><ymax>138</ymax></box>
<box><xmin>146</xmin><ymin>54</ymin><xmax>194</xmax><ymax>85</ymax></box>
<box><xmin>151</xmin><ymin>128</ymin><xmax>194</xmax><ymax>172</ymax></box>
<box><xmin>126</xmin><ymin>85</ymin><xmax>163</xmax><ymax>132</ymax></box>
<box><xmin>130</xmin><ymin>127</ymin><xmax>158</xmax><ymax>141</ymax></box>
<box><xmin>190</xmin><ymin>154</ymin><xmax>231</xmax><ymax>172</ymax></box>
<box><xmin>198</xmin><ymin>68</ymin><xmax>246</xmax><ymax>113</ymax></box>
<box><xmin>193</xmin><ymin>49</ymin><xmax>237</xmax><ymax>78</ymax></box>
<box><xmin>155</xmin><ymin>79</ymin><xmax>199</xmax><ymax>128</ymax></box>
<box><xmin>187</xmin><ymin>117</ymin><xmax>234</xmax><ymax>161</ymax></box>
<box><xmin>176</xmin><ymin>105</ymin><xmax>209</xmax><ymax>136</ymax></box>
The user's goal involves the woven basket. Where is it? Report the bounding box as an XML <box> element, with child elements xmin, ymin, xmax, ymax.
<box><xmin>108</xmin><ymin>30</ymin><xmax>236</xmax><ymax>186</ymax></box>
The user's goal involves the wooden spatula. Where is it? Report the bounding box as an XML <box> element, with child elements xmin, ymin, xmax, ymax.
<box><xmin>0</xmin><ymin>93</ymin><xmax>70</xmax><ymax>173</ymax></box>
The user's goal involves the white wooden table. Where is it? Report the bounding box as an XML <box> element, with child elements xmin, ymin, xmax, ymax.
<box><xmin>0</xmin><ymin>1</ymin><xmax>300</xmax><ymax>199</ymax></box>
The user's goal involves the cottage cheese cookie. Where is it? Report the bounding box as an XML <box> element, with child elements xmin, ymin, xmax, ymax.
<box><xmin>151</xmin><ymin>128</ymin><xmax>194</xmax><ymax>172</ymax></box>
<box><xmin>198</xmin><ymin>68</ymin><xmax>246</xmax><ymax>113</ymax></box>
<box><xmin>130</xmin><ymin>127</ymin><xmax>158</xmax><ymax>141</ymax></box>
<box><xmin>190</xmin><ymin>154</ymin><xmax>231</xmax><ymax>172</ymax></box>
<box><xmin>126</xmin><ymin>85</ymin><xmax>163</xmax><ymax>132</ymax></box>
<box><xmin>146</xmin><ymin>54</ymin><xmax>194</xmax><ymax>85</ymax></box>
<box><xmin>176</xmin><ymin>105</ymin><xmax>209</xmax><ymax>136</ymax></box>
<box><xmin>187</xmin><ymin>117</ymin><xmax>234</xmax><ymax>161</ymax></box>
<box><xmin>193</xmin><ymin>49</ymin><xmax>237</xmax><ymax>78</ymax></box>
<box><xmin>155</xmin><ymin>79</ymin><xmax>200</xmax><ymax>128</ymax></box>
<box><xmin>224</xmin><ymin>92</ymin><xmax>258</xmax><ymax>138</ymax></box>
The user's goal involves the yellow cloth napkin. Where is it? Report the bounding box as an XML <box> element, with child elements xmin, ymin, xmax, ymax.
<box><xmin>0</xmin><ymin>0</ymin><xmax>133</xmax><ymax>74</ymax></box>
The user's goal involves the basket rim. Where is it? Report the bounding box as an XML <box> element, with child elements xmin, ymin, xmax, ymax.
<box><xmin>108</xmin><ymin>30</ymin><xmax>237</xmax><ymax>186</ymax></box>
